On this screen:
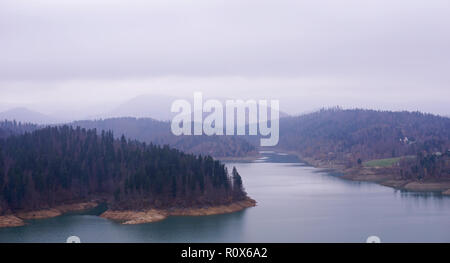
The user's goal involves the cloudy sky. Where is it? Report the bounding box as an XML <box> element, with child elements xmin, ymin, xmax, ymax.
<box><xmin>0</xmin><ymin>0</ymin><xmax>449</xmax><ymax>118</ymax></box>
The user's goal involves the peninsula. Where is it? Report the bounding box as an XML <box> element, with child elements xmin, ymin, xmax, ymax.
<box><xmin>0</xmin><ymin>125</ymin><xmax>255</xmax><ymax>228</ymax></box>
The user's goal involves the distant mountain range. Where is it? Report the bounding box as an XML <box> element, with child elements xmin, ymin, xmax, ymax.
<box><xmin>96</xmin><ymin>95</ymin><xmax>178</xmax><ymax>121</ymax></box>
<box><xmin>0</xmin><ymin>107</ymin><xmax>62</xmax><ymax>124</ymax></box>
<box><xmin>94</xmin><ymin>94</ymin><xmax>290</xmax><ymax>121</ymax></box>
<box><xmin>0</xmin><ymin>94</ymin><xmax>290</xmax><ymax>124</ymax></box>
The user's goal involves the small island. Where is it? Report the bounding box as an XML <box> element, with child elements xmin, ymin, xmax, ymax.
<box><xmin>0</xmin><ymin>125</ymin><xmax>256</xmax><ymax>228</ymax></box>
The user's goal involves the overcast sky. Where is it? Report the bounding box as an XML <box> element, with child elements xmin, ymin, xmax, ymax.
<box><xmin>0</xmin><ymin>0</ymin><xmax>449</xmax><ymax>117</ymax></box>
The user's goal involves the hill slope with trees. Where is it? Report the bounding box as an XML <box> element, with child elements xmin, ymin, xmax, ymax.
<box><xmin>278</xmin><ymin>108</ymin><xmax>449</xmax><ymax>161</ymax></box>
<box><xmin>0</xmin><ymin>120</ymin><xmax>38</xmax><ymax>139</ymax></box>
<box><xmin>276</xmin><ymin>108</ymin><xmax>450</xmax><ymax>183</ymax></box>
<box><xmin>0</xmin><ymin>126</ymin><xmax>250</xmax><ymax>215</ymax></box>
<box><xmin>72</xmin><ymin>117</ymin><xmax>257</xmax><ymax>158</ymax></box>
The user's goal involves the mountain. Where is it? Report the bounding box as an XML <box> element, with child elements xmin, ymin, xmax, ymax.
<box><xmin>0</xmin><ymin>107</ymin><xmax>61</xmax><ymax>125</ymax></box>
<box><xmin>98</xmin><ymin>94</ymin><xmax>290</xmax><ymax>122</ymax></box>
<box><xmin>0</xmin><ymin>126</ymin><xmax>250</xmax><ymax>213</ymax></box>
<box><xmin>98</xmin><ymin>95</ymin><xmax>178</xmax><ymax>121</ymax></box>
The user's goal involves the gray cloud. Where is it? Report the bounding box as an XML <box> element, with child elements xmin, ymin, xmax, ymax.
<box><xmin>0</xmin><ymin>0</ymin><xmax>449</xmax><ymax>115</ymax></box>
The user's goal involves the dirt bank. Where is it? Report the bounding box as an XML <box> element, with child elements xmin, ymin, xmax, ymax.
<box><xmin>341</xmin><ymin>169</ymin><xmax>450</xmax><ymax>194</ymax></box>
<box><xmin>0</xmin><ymin>215</ymin><xmax>26</xmax><ymax>228</ymax></box>
<box><xmin>101</xmin><ymin>198</ymin><xmax>257</xmax><ymax>225</ymax></box>
<box><xmin>15</xmin><ymin>202</ymin><xmax>99</xmax><ymax>220</ymax></box>
<box><xmin>0</xmin><ymin>202</ymin><xmax>99</xmax><ymax>228</ymax></box>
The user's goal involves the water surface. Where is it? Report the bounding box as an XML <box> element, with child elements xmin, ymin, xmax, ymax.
<box><xmin>1</xmin><ymin>151</ymin><xmax>449</xmax><ymax>243</ymax></box>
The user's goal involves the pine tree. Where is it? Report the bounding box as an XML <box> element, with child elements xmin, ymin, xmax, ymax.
<box><xmin>0</xmin><ymin>125</ymin><xmax>249</xmax><ymax>211</ymax></box>
<box><xmin>232</xmin><ymin>167</ymin><xmax>246</xmax><ymax>201</ymax></box>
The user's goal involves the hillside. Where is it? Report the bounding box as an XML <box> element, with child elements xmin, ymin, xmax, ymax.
<box><xmin>71</xmin><ymin>117</ymin><xmax>257</xmax><ymax>158</ymax></box>
<box><xmin>278</xmin><ymin>108</ymin><xmax>449</xmax><ymax>161</ymax></box>
<box><xmin>97</xmin><ymin>94</ymin><xmax>290</xmax><ymax>121</ymax></box>
<box><xmin>0</xmin><ymin>108</ymin><xmax>61</xmax><ymax>125</ymax></box>
<box><xmin>0</xmin><ymin>126</ymin><xmax>251</xmax><ymax>215</ymax></box>
<box><xmin>0</xmin><ymin>117</ymin><xmax>257</xmax><ymax>158</ymax></box>
<box><xmin>276</xmin><ymin>108</ymin><xmax>450</xmax><ymax>183</ymax></box>
<box><xmin>0</xmin><ymin>120</ymin><xmax>39</xmax><ymax>139</ymax></box>
<box><xmin>98</xmin><ymin>95</ymin><xmax>177</xmax><ymax>121</ymax></box>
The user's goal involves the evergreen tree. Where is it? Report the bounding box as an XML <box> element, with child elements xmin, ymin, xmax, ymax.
<box><xmin>0</xmin><ymin>125</ymin><xmax>248</xmax><ymax>212</ymax></box>
<box><xmin>232</xmin><ymin>167</ymin><xmax>246</xmax><ymax>200</ymax></box>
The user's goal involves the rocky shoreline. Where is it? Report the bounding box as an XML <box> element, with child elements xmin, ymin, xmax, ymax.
<box><xmin>287</xmin><ymin>151</ymin><xmax>450</xmax><ymax>195</ymax></box>
<box><xmin>343</xmin><ymin>171</ymin><xmax>450</xmax><ymax>193</ymax></box>
<box><xmin>0</xmin><ymin>215</ymin><xmax>25</xmax><ymax>228</ymax></box>
<box><xmin>0</xmin><ymin>202</ymin><xmax>99</xmax><ymax>228</ymax></box>
<box><xmin>100</xmin><ymin>198</ymin><xmax>257</xmax><ymax>225</ymax></box>
<box><xmin>0</xmin><ymin>198</ymin><xmax>257</xmax><ymax>228</ymax></box>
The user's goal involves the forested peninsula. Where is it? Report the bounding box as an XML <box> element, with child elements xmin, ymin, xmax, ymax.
<box><xmin>0</xmin><ymin>125</ymin><xmax>255</xmax><ymax>227</ymax></box>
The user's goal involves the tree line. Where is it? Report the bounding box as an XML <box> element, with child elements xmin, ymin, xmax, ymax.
<box><xmin>275</xmin><ymin>108</ymin><xmax>450</xmax><ymax>179</ymax></box>
<box><xmin>277</xmin><ymin>108</ymin><xmax>449</xmax><ymax>161</ymax></box>
<box><xmin>0</xmin><ymin>125</ymin><xmax>248</xmax><ymax>214</ymax></box>
<box><xmin>72</xmin><ymin>118</ymin><xmax>257</xmax><ymax>158</ymax></box>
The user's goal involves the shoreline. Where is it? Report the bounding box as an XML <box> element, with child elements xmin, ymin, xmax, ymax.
<box><xmin>0</xmin><ymin>198</ymin><xmax>257</xmax><ymax>228</ymax></box>
<box><xmin>216</xmin><ymin>154</ymin><xmax>261</xmax><ymax>162</ymax></box>
<box><xmin>0</xmin><ymin>202</ymin><xmax>99</xmax><ymax>228</ymax></box>
<box><xmin>284</xmin><ymin>151</ymin><xmax>450</xmax><ymax>195</ymax></box>
<box><xmin>100</xmin><ymin>198</ymin><xmax>257</xmax><ymax>225</ymax></box>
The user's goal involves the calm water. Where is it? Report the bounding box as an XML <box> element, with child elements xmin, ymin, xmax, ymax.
<box><xmin>1</xmin><ymin>151</ymin><xmax>449</xmax><ymax>243</ymax></box>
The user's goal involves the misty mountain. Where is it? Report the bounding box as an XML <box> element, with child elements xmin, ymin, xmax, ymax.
<box><xmin>0</xmin><ymin>107</ymin><xmax>61</xmax><ymax>125</ymax></box>
<box><xmin>97</xmin><ymin>95</ymin><xmax>178</xmax><ymax>121</ymax></box>
<box><xmin>97</xmin><ymin>94</ymin><xmax>289</xmax><ymax>122</ymax></box>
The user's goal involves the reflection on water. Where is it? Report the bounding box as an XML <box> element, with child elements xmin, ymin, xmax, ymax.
<box><xmin>1</xmin><ymin>151</ymin><xmax>449</xmax><ymax>243</ymax></box>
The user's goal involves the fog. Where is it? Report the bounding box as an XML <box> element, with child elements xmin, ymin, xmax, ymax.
<box><xmin>0</xmin><ymin>0</ymin><xmax>449</xmax><ymax>120</ymax></box>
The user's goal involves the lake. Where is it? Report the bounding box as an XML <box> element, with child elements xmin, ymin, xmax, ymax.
<box><xmin>1</xmin><ymin>151</ymin><xmax>449</xmax><ymax>243</ymax></box>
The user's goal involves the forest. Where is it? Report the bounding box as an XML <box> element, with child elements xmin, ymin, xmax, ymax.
<box><xmin>72</xmin><ymin>118</ymin><xmax>257</xmax><ymax>158</ymax></box>
<box><xmin>1</xmin><ymin>107</ymin><xmax>449</xmax><ymax>210</ymax></box>
<box><xmin>0</xmin><ymin>118</ymin><xmax>256</xmax><ymax>158</ymax></box>
<box><xmin>0</xmin><ymin>120</ymin><xmax>38</xmax><ymax>139</ymax></box>
<box><xmin>398</xmin><ymin>151</ymin><xmax>450</xmax><ymax>180</ymax></box>
<box><xmin>277</xmin><ymin>108</ymin><xmax>449</xmax><ymax>160</ymax></box>
<box><xmin>275</xmin><ymin>107</ymin><xmax>450</xmax><ymax>180</ymax></box>
<box><xmin>0</xmin><ymin>125</ymin><xmax>248</xmax><ymax>214</ymax></box>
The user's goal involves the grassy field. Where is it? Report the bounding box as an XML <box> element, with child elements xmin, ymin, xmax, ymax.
<box><xmin>363</xmin><ymin>156</ymin><xmax>415</xmax><ymax>167</ymax></box>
